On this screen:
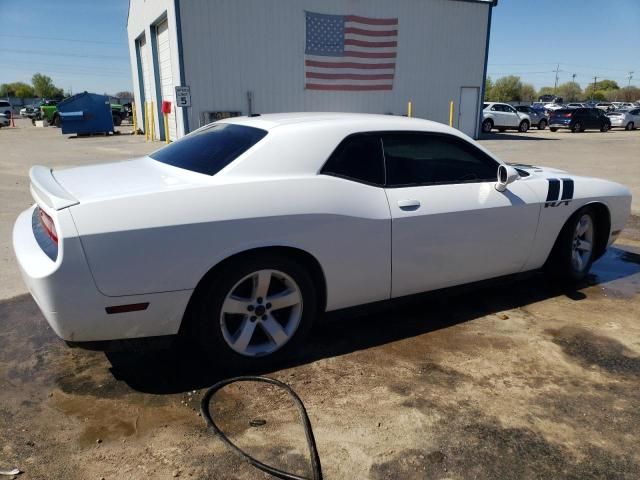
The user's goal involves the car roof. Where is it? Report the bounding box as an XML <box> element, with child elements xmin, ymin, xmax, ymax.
<box><xmin>217</xmin><ymin>112</ymin><xmax>460</xmax><ymax>136</ymax></box>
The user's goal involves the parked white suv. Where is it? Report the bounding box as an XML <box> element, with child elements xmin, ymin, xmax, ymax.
<box><xmin>482</xmin><ymin>102</ymin><xmax>531</xmax><ymax>133</ymax></box>
<box><xmin>0</xmin><ymin>100</ymin><xmax>13</xmax><ymax>118</ymax></box>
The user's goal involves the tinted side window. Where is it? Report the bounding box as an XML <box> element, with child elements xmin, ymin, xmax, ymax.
<box><xmin>150</xmin><ymin>123</ymin><xmax>267</xmax><ymax>175</ymax></box>
<box><xmin>383</xmin><ymin>133</ymin><xmax>498</xmax><ymax>187</ymax></box>
<box><xmin>321</xmin><ymin>134</ymin><xmax>384</xmax><ymax>186</ymax></box>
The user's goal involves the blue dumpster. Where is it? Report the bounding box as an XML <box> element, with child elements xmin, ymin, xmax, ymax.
<box><xmin>58</xmin><ymin>92</ymin><xmax>114</xmax><ymax>135</ymax></box>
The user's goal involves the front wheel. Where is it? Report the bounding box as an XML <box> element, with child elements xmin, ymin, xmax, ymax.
<box><xmin>518</xmin><ymin>120</ymin><xmax>530</xmax><ymax>132</ymax></box>
<box><xmin>600</xmin><ymin>123</ymin><xmax>610</xmax><ymax>132</ymax></box>
<box><xmin>189</xmin><ymin>255</ymin><xmax>317</xmax><ymax>367</ymax></box>
<box><xmin>481</xmin><ymin>119</ymin><xmax>493</xmax><ymax>133</ymax></box>
<box><xmin>625</xmin><ymin>122</ymin><xmax>634</xmax><ymax>131</ymax></box>
<box><xmin>545</xmin><ymin>207</ymin><xmax>597</xmax><ymax>282</ymax></box>
<box><xmin>52</xmin><ymin>114</ymin><xmax>61</xmax><ymax>128</ymax></box>
<box><xmin>537</xmin><ymin>119</ymin><xmax>547</xmax><ymax>130</ymax></box>
<box><xmin>571</xmin><ymin>122</ymin><xmax>582</xmax><ymax>133</ymax></box>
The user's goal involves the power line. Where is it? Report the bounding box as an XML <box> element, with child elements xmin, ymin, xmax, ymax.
<box><xmin>0</xmin><ymin>33</ymin><xmax>124</xmax><ymax>46</ymax></box>
<box><xmin>0</xmin><ymin>48</ymin><xmax>127</xmax><ymax>60</ymax></box>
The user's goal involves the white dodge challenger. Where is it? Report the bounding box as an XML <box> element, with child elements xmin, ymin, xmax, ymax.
<box><xmin>13</xmin><ymin>113</ymin><xmax>631</xmax><ymax>365</ymax></box>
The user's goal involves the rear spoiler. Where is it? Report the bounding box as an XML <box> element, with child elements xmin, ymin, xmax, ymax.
<box><xmin>29</xmin><ymin>165</ymin><xmax>79</xmax><ymax>210</ymax></box>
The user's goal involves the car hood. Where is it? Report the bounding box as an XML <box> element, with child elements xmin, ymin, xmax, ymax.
<box><xmin>507</xmin><ymin>163</ymin><xmax>569</xmax><ymax>178</ymax></box>
<box><xmin>52</xmin><ymin>157</ymin><xmax>202</xmax><ymax>203</ymax></box>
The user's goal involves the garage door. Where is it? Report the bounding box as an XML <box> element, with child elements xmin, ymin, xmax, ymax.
<box><xmin>156</xmin><ymin>19</ymin><xmax>177</xmax><ymax>141</ymax></box>
<box><xmin>139</xmin><ymin>35</ymin><xmax>154</xmax><ymax>129</ymax></box>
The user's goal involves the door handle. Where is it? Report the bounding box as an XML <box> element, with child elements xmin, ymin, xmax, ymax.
<box><xmin>397</xmin><ymin>199</ymin><xmax>421</xmax><ymax>210</ymax></box>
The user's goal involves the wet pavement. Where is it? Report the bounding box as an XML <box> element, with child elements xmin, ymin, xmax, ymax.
<box><xmin>1</xmin><ymin>230</ymin><xmax>639</xmax><ymax>479</ymax></box>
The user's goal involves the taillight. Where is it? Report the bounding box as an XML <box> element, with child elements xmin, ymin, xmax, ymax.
<box><xmin>562</xmin><ymin>113</ymin><xmax>572</xmax><ymax>118</ymax></box>
<box><xmin>38</xmin><ymin>207</ymin><xmax>58</xmax><ymax>244</ymax></box>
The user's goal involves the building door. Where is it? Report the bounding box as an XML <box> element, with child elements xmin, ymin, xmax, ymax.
<box><xmin>156</xmin><ymin>19</ymin><xmax>177</xmax><ymax>141</ymax></box>
<box><xmin>139</xmin><ymin>35</ymin><xmax>154</xmax><ymax>131</ymax></box>
<box><xmin>458</xmin><ymin>87</ymin><xmax>480</xmax><ymax>137</ymax></box>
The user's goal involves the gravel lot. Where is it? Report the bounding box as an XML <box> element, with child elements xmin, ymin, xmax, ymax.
<box><xmin>1</xmin><ymin>118</ymin><xmax>639</xmax><ymax>479</ymax></box>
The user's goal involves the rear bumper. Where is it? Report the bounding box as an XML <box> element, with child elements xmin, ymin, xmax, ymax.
<box><xmin>13</xmin><ymin>205</ymin><xmax>192</xmax><ymax>342</ymax></box>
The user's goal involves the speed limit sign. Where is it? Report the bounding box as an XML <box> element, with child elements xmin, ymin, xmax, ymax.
<box><xmin>175</xmin><ymin>86</ymin><xmax>191</xmax><ymax>107</ymax></box>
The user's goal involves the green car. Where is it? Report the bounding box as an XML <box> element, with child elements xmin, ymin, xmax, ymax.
<box><xmin>33</xmin><ymin>99</ymin><xmax>125</xmax><ymax>127</ymax></box>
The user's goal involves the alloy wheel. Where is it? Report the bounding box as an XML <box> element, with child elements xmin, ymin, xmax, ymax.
<box><xmin>220</xmin><ymin>269</ymin><xmax>303</xmax><ymax>357</ymax></box>
<box><xmin>571</xmin><ymin>214</ymin><xmax>594</xmax><ymax>273</ymax></box>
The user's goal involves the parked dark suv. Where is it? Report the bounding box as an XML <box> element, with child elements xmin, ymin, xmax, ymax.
<box><xmin>549</xmin><ymin>108</ymin><xmax>611</xmax><ymax>133</ymax></box>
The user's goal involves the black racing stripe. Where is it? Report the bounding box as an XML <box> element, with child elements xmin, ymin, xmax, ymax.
<box><xmin>546</xmin><ymin>178</ymin><xmax>560</xmax><ymax>202</ymax></box>
<box><xmin>561</xmin><ymin>178</ymin><xmax>574</xmax><ymax>200</ymax></box>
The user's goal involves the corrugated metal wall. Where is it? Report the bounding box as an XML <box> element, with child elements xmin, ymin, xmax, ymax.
<box><xmin>178</xmin><ymin>0</ymin><xmax>490</xmax><ymax>137</ymax></box>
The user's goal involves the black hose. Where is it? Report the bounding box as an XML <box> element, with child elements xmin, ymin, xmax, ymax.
<box><xmin>200</xmin><ymin>376</ymin><xmax>323</xmax><ymax>480</ymax></box>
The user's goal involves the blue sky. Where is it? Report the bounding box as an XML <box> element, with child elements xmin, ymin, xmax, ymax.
<box><xmin>488</xmin><ymin>0</ymin><xmax>640</xmax><ymax>89</ymax></box>
<box><xmin>1</xmin><ymin>0</ymin><xmax>639</xmax><ymax>95</ymax></box>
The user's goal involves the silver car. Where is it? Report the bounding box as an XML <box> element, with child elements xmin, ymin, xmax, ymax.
<box><xmin>606</xmin><ymin>108</ymin><xmax>640</xmax><ymax>130</ymax></box>
<box><xmin>515</xmin><ymin>105</ymin><xmax>548</xmax><ymax>130</ymax></box>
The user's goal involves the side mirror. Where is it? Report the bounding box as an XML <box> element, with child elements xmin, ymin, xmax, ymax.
<box><xmin>495</xmin><ymin>164</ymin><xmax>519</xmax><ymax>192</ymax></box>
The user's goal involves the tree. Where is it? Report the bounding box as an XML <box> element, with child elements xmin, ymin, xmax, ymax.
<box><xmin>584</xmin><ymin>79</ymin><xmax>619</xmax><ymax>100</ymax></box>
<box><xmin>32</xmin><ymin>73</ymin><xmax>64</xmax><ymax>99</ymax></box>
<box><xmin>484</xmin><ymin>77</ymin><xmax>493</xmax><ymax>101</ymax></box>
<box><xmin>0</xmin><ymin>82</ymin><xmax>35</xmax><ymax>98</ymax></box>
<box><xmin>491</xmin><ymin>75</ymin><xmax>523</xmax><ymax>102</ymax></box>
<box><xmin>14</xmin><ymin>82</ymin><xmax>36</xmax><ymax>98</ymax></box>
<box><xmin>556</xmin><ymin>81</ymin><xmax>582</xmax><ymax>102</ymax></box>
<box><xmin>617</xmin><ymin>86</ymin><xmax>640</xmax><ymax>102</ymax></box>
<box><xmin>520</xmin><ymin>83</ymin><xmax>536</xmax><ymax>102</ymax></box>
<box><xmin>114</xmin><ymin>91</ymin><xmax>133</xmax><ymax>100</ymax></box>
<box><xmin>537</xmin><ymin>86</ymin><xmax>555</xmax><ymax>99</ymax></box>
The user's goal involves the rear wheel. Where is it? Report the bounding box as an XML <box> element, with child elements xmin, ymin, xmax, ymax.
<box><xmin>52</xmin><ymin>114</ymin><xmax>61</xmax><ymax>128</ymax></box>
<box><xmin>571</xmin><ymin>122</ymin><xmax>582</xmax><ymax>133</ymax></box>
<box><xmin>625</xmin><ymin>122</ymin><xmax>634</xmax><ymax>131</ymax></box>
<box><xmin>545</xmin><ymin>207</ymin><xmax>597</xmax><ymax>282</ymax></box>
<box><xmin>600</xmin><ymin>123</ymin><xmax>610</xmax><ymax>132</ymax></box>
<box><xmin>518</xmin><ymin>120</ymin><xmax>530</xmax><ymax>132</ymax></box>
<box><xmin>537</xmin><ymin>119</ymin><xmax>547</xmax><ymax>130</ymax></box>
<box><xmin>188</xmin><ymin>255</ymin><xmax>317</xmax><ymax>368</ymax></box>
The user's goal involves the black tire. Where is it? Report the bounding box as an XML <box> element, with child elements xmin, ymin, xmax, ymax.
<box><xmin>550</xmin><ymin>127</ymin><xmax>558</xmax><ymax>132</ymax></box>
<box><xmin>518</xmin><ymin>120</ymin><xmax>530</xmax><ymax>133</ymax></box>
<box><xmin>112</xmin><ymin>114</ymin><xmax>122</xmax><ymax>126</ymax></box>
<box><xmin>482</xmin><ymin>119</ymin><xmax>493</xmax><ymax>133</ymax></box>
<box><xmin>600</xmin><ymin>123</ymin><xmax>609</xmax><ymax>132</ymax></box>
<box><xmin>498</xmin><ymin>128</ymin><xmax>507</xmax><ymax>132</ymax></box>
<box><xmin>545</xmin><ymin>207</ymin><xmax>597</xmax><ymax>283</ymax></box>
<box><xmin>52</xmin><ymin>114</ymin><xmax>61</xmax><ymax>128</ymax></box>
<box><xmin>625</xmin><ymin>122</ymin><xmax>634</xmax><ymax>131</ymax></box>
<box><xmin>187</xmin><ymin>254</ymin><xmax>318</xmax><ymax>368</ymax></box>
<box><xmin>571</xmin><ymin>122</ymin><xmax>582</xmax><ymax>133</ymax></box>
<box><xmin>537</xmin><ymin>119</ymin><xmax>547</xmax><ymax>130</ymax></box>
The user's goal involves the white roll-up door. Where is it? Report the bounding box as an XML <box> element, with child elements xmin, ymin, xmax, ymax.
<box><xmin>156</xmin><ymin>19</ymin><xmax>177</xmax><ymax>141</ymax></box>
<box><xmin>139</xmin><ymin>36</ymin><xmax>152</xmax><ymax>105</ymax></box>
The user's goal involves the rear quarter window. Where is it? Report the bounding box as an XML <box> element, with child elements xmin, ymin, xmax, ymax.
<box><xmin>150</xmin><ymin>123</ymin><xmax>267</xmax><ymax>175</ymax></box>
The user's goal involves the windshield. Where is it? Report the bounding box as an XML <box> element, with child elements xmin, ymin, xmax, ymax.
<box><xmin>150</xmin><ymin>123</ymin><xmax>268</xmax><ymax>176</ymax></box>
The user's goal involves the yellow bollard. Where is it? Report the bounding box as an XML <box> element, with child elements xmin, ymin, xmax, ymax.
<box><xmin>132</xmin><ymin>102</ymin><xmax>137</xmax><ymax>135</ymax></box>
<box><xmin>407</xmin><ymin>101</ymin><xmax>412</xmax><ymax>117</ymax></box>
<box><xmin>150</xmin><ymin>101</ymin><xmax>156</xmax><ymax>141</ymax></box>
<box><xmin>144</xmin><ymin>101</ymin><xmax>149</xmax><ymax>141</ymax></box>
<box><xmin>163</xmin><ymin>112</ymin><xmax>169</xmax><ymax>144</ymax></box>
<box><xmin>449</xmin><ymin>101</ymin><xmax>454</xmax><ymax>127</ymax></box>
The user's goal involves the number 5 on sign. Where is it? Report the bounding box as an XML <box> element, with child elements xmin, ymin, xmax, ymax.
<box><xmin>175</xmin><ymin>86</ymin><xmax>191</xmax><ymax>107</ymax></box>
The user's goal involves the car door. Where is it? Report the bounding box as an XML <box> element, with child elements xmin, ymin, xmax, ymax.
<box><xmin>629</xmin><ymin>108</ymin><xmax>640</xmax><ymax>126</ymax></box>
<box><xmin>490</xmin><ymin>104</ymin><xmax>504</xmax><ymax>126</ymax></box>
<box><xmin>382</xmin><ymin>132</ymin><xmax>541</xmax><ymax>298</ymax></box>
<box><xmin>504</xmin><ymin>105</ymin><xmax>520</xmax><ymax>126</ymax></box>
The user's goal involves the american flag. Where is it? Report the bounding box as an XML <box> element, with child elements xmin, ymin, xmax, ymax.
<box><xmin>305</xmin><ymin>11</ymin><xmax>398</xmax><ymax>91</ymax></box>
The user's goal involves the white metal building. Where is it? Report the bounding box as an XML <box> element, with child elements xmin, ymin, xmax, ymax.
<box><xmin>127</xmin><ymin>0</ymin><xmax>496</xmax><ymax>141</ymax></box>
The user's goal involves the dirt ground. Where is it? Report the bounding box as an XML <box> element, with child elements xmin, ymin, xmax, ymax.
<box><xmin>1</xmin><ymin>118</ymin><xmax>640</xmax><ymax>479</ymax></box>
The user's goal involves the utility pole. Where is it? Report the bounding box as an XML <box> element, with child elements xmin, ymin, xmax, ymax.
<box><xmin>571</xmin><ymin>73</ymin><xmax>576</xmax><ymax>82</ymax></box>
<box><xmin>553</xmin><ymin>64</ymin><xmax>560</xmax><ymax>92</ymax></box>
<box><xmin>628</xmin><ymin>71</ymin><xmax>634</xmax><ymax>87</ymax></box>
<box><xmin>592</xmin><ymin>76</ymin><xmax>598</xmax><ymax>100</ymax></box>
